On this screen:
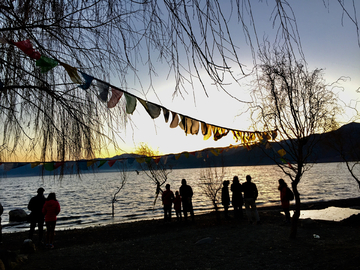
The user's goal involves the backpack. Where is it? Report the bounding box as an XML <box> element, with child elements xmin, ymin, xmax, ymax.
<box><xmin>286</xmin><ymin>187</ymin><xmax>294</xmax><ymax>201</ymax></box>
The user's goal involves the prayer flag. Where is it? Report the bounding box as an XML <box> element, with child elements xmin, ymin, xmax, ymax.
<box><xmin>125</xmin><ymin>93</ymin><xmax>137</xmax><ymax>114</ymax></box>
<box><xmin>98</xmin><ymin>160</ymin><xmax>107</xmax><ymax>168</ymax></box>
<box><xmin>36</xmin><ymin>56</ymin><xmax>58</xmax><ymax>73</ymax></box>
<box><xmin>79</xmin><ymin>72</ymin><xmax>94</xmax><ymax>90</ymax></box>
<box><xmin>191</xmin><ymin>120</ymin><xmax>199</xmax><ymax>135</ymax></box>
<box><xmin>163</xmin><ymin>108</ymin><xmax>170</xmax><ymax>123</ymax></box>
<box><xmin>31</xmin><ymin>162</ymin><xmax>41</xmax><ymax>168</ymax></box>
<box><xmin>54</xmin><ymin>162</ymin><xmax>64</xmax><ymax>169</ymax></box>
<box><xmin>87</xmin><ymin>160</ymin><xmax>97</xmax><ymax>167</ymax></box>
<box><xmin>43</xmin><ymin>162</ymin><xmax>55</xmax><ymax>171</ymax></box>
<box><xmin>97</xmin><ymin>80</ymin><xmax>109</xmax><ymax>102</ymax></box>
<box><xmin>138</xmin><ymin>98</ymin><xmax>161</xmax><ymax>119</ymax></box>
<box><xmin>107</xmin><ymin>88</ymin><xmax>123</xmax><ymax>108</ymax></box>
<box><xmin>277</xmin><ymin>149</ymin><xmax>286</xmax><ymax>157</ymax></box>
<box><xmin>108</xmin><ymin>160</ymin><xmax>117</xmax><ymax>167</ymax></box>
<box><xmin>61</xmin><ymin>63</ymin><xmax>82</xmax><ymax>84</ymax></box>
<box><xmin>203</xmin><ymin>124</ymin><xmax>212</xmax><ymax>140</ymax></box>
<box><xmin>14</xmin><ymin>39</ymin><xmax>41</xmax><ymax>60</ymax></box>
<box><xmin>170</xmin><ymin>112</ymin><xmax>179</xmax><ymax>128</ymax></box>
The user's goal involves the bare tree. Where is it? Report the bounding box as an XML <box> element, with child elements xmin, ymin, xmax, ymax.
<box><xmin>251</xmin><ymin>45</ymin><xmax>341</xmax><ymax>238</ymax></box>
<box><xmin>327</xmin><ymin>123</ymin><xmax>360</xmax><ymax>190</ymax></box>
<box><xmin>199</xmin><ymin>161</ymin><xmax>227</xmax><ymax>219</ymax></box>
<box><xmin>134</xmin><ymin>143</ymin><xmax>172</xmax><ymax>205</ymax></box>
<box><xmin>111</xmin><ymin>162</ymin><xmax>128</xmax><ymax>217</ymax></box>
<box><xmin>1</xmin><ymin>1</ymin><xmax>358</xmax><ymax>164</ymax></box>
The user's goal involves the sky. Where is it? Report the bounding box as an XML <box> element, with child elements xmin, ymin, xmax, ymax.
<box><xmin>101</xmin><ymin>1</ymin><xmax>360</xmax><ymax>158</ymax></box>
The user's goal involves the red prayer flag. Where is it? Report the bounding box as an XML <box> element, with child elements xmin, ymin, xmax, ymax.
<box><xmin>14</xmin><ymin>39</ymin><xmax>41</xmax><ymax>60</ymax></box>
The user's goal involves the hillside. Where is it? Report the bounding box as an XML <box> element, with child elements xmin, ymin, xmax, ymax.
<box><xmin>1</xmin><ymin>122</ymin><xmax>360</xmax><ymax>177</ymax></box>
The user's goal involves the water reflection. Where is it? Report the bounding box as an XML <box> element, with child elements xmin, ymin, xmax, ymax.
<box><xmin>299</xmin><ymin>207</ymin><xmax>360</xmax><ymax>222</ymax></box>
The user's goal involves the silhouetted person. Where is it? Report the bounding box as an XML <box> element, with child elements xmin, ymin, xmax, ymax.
<box><xmin>42</xmin><ymin>192</ymin><xmax>61</xmax><ymax>249</ymax></box>
<box><xmin>179</xmin><ymin>179</ymin><xmax>194</xmax><ymax>222</ymax></box>
<box><xmin>0</xmin><ymin>202</ymin><xmax>3</xmax><ymax>243</ymax></box>
<box><xmin>242</xmin><ymin>175</ymin><xmax>260</xmax><ymax>224</ymax></box>
<box><xmin>28</xmin><ymin>187</ymin><xmax>46</xmax><ymax>243</ymax></box>
<box><xmin>162</xmin><ymin>184</ymin><xmax>174</xmax><ymax>222</ymax></box>
<box><xmin>231</xmin><ymin>176</ymin><xmax>243</xmax><ymax>219</ymax></box>
<box><xmin>278</xmin><ymin>179</ymin><xmax>291</xmax><ymax>224</ymax></box>
<box><xmin>173</xmin><ymin>191</ymin><xmax>182</xmax><ymax>221</ymax></box>
<box><xmin>221</xmin><ymin>180</ymin><xmax>230</xmax><ymax>218</ymax></box>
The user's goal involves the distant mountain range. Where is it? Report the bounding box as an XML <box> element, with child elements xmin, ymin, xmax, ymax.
<box><xmin>2</xmin><ymin>122</ymin><xmax>360</xmax><ymax>177</ymax></box>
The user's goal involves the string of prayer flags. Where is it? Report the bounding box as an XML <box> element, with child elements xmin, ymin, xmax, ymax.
<box><xmin>61</xmin><ymin>63</ymin><xmax>83</xmax><ymax>84</ymax></box>
<box><xmin>79</xmin><ymin>72</ymin><xmax>94</xmax><ymax>90</ymax></box>
<box><xmin>125</xmin><ymin>93</ymin><xmax>137</xmax><ymax>114</ymax></box>
<box><xmin>13</xmin><ymin>39</ymin><xmax>41</xmax><ymax>60</ymax></box>
<box><xmin>97</xmin><ymin>80</ymin><xmax>109</xmax><ymax>102</ymax></box>
<box><xmin>36</xmin><ymin>55</ymin><xmax>58</xmax><ymax>73</ymax></box>
<box><xmin>107</xmin><ymin>88</ymin><xmax>123</xmax><ymax>108</ymax></box>
<box><xmin>4</xmin><ymin>162</ymin><xmax>26</xmax><ymax>171</ymax></box>
<box><xmin>6</xmin><ymin>37</ymin><xmax>280</xmax><ymax>147</ymax></box>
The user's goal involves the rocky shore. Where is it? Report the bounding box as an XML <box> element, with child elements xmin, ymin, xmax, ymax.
<box><xmin>1</xmin><ymin>198</ymin><xmax>360</xmax><ymax>270</ymax></box>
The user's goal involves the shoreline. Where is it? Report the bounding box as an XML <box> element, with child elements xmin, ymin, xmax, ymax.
<box><xmin>2</xmin><ymin>196</ymin><xmax>359</xmax><ymax>235</ymax></box>
<box><xmin>1</xmin><ymin>197</ymin><xmax>360</xmax><ymax>269</ymax></box>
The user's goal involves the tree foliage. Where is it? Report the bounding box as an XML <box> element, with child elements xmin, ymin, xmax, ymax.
<box><xmin>133</xmin><ymin>142</ymin><xmax>172</xmax><ymax>205</ymax></box>
<box><xmin>1</xmin><ymin>0</ymin><xmax>358</xmax><ymax>163</ymax></box>
<box><xmin>251</xmin><ymin>45</ymin><xmax>341</xmax><ymax>237</ymax></box>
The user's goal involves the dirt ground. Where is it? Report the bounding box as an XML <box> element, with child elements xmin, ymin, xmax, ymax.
<box><xmin>1</xmin><ymin>198</ymin><xmax>360</xmax><ymax>270</ymax></box>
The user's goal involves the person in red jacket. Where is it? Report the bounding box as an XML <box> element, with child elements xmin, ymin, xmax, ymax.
<box><xmin>162</xmin><ymin>184</ymin><xmax>174</xmax><ymax>222</ymax></box>
<box><xmin>278</xmin><ymin>179</ymin><xmax>291</xmax><ymax>224</ymax></box>
<box><xmin>42</xmin><ymin>192</ymin><xmax>60</xmax><ymax>249</ymax></box>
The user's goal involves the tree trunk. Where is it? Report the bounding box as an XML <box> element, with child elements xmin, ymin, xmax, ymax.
<box><xmin>290</xmin><ymin>178</ymin><xmax>301</xmax><ymax>238</ymax></box>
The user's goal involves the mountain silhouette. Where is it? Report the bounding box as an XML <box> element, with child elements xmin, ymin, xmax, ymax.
<box><xmin>2</xmin><ymin>122</ymin><xmax>360</xmax><ymax>177</ymax></box>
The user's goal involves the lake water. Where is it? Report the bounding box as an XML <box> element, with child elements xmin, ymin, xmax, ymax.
<box><xmin>1</xmin><ymin>162</ymin><xmax>359</xmax><ymax>234</ymax></box>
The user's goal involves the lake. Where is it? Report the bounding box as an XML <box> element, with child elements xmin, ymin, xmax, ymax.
<box><xmin>1</xmin><ymin>162</ymin><xmax>359</xmax><ymax>234</ymax></box>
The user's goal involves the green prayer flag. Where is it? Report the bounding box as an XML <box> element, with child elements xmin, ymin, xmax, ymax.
<box><xmin>36</xmin><ymin>55</ymin><xmax>58</xmax><ymax>73</ymax></box>
<box><xmin>44</xmin><ymin>162</ymin><xmax>55</xmax><ymax>171</ymax></box>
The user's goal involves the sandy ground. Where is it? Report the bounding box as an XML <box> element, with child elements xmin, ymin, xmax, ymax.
<box><xmin>1</xmin><ymin>198</ymin><xmax>360</xmax><ymax>270</ymax></box>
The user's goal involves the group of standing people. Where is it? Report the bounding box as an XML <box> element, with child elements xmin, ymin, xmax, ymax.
<box><xmin>222</xmin><ymin>175</ymin><xmax>260</xmax><ymax>224</ymax></box>
<box><xmin>161</xmin><ymin>179</ymin><xmax>194</xmax><ymax>222</ymax></box>
<box><xmin>222</xmin><ymin>175</ymin><xmax>293</xmax><ymax>224</ymax></box>
<box><xmin>28</xmin><ymin>188</ymin><xmax>60</xmax><ymax>248</ymax></box>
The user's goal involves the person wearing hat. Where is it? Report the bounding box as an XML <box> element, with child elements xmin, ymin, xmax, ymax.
<box><xmin>28</xmin><ymin>187</ymin><xmax>46</xmax><ymax>243</ymax></box>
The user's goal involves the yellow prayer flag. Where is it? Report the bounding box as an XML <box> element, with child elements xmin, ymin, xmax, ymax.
<box><xmin>277</xmin><ymin>149</ymin><xmax>286</xmax><ymax>157</ymax></box>
<box><xmin>61</xmin><ymin>63</ymin><xmax>83</xmax><ymax>84</ymax></box>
